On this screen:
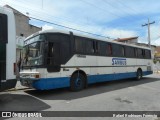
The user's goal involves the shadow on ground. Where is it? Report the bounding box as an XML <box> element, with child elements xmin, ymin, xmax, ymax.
<box><xmin>25</xmin><ymin>77</ymin><xmax>159</xmax><ymax>100</ymax></box>
<box><xmin>0</xmin><ymin>94</ymin><xmax>50</xmax><ymax>111</ymax></box>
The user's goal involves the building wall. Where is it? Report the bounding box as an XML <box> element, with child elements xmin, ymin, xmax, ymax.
<box><xmin>122</xmin><ymin>39</ymin><xmax>138</xmax><ymax>43</ymax></box>
<box><xmin>129</xmin><ymin>39</ymin><xmax>138</xmax><ymax>43</ymax></box>
<box><xmin>4</xmin><ymin>5</ymin><xmax>41</xmax><ymax>38</ymax></box>
<box><xmin>11</xmin><ymin>9</ymin><xmax>42</xmax><ymax>64</ymax></box>
<box><xmin>155</xmin><ymin>46</ymin><xmax>160</xmax><ymax>58</ymax></box>
<box><xmin>14</xmin><ymin>12</ymin><xmax>41</xmax><ymax>38</ymax></box>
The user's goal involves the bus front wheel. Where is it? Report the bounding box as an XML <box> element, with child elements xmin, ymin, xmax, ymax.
<box><xmin>136</xmin><ymin>69</ymin><xmax>142</xmax><ymax>80</ymax></box>
<box><xmin>70</xmin><ymin>73</ymin><xmax>85</xmax><ymax>91</ymax></box>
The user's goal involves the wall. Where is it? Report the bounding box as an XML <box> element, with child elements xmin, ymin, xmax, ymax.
<box><xmin>14</xmin><ymin>12</ymin><xmax>41</xmax><ymax>38</ymax></box>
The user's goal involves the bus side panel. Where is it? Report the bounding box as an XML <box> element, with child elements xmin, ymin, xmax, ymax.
<box><xmin>31</xmin><ymin>69</ymin><xmax>152</xmax><ymax>90</ymax></box>
<box><xmin>87</xmin><ymin>70</ymin><xmax>153</xmax><ymax>84</ymax></box>
<box><xmin>0</xmin><ymin>43</ymin><xmax>6</xmax><ymax>80</ymax></box>
<box><xmin>87</xmin><ymin>72</ymin><xmax>137</xmax><ymax>84</ymax></box>
<box><xmin>0</xmin><ymin>7</ymin><xmax>17</xmax><ymax>91</ymax></box>
<box><xmin>32</xmin><ymin>77</ymin><xmax>70</xmax><ymax>90</ymax></box>
<box><xmin>0</xmin><ymin>42</ymin><xmax>17</xmax><ymax>91</ymax></box>
<box><xmin>0</xmin><ymin>42</ymin><xmax>6</xmax><ymax>91</ymax></box>
<box><xmin>143</xmin><ymin>71</ymin><xmax>153</xmax><ymax>75</ymax></box>
<box><xmin>20</xmin><ymin>50</ymin><xmax>153</xmax><ymax>90</ymax></box>
<box><xmin>6</xmin><ymin>10</ymin><xmax>16</xmax><ymax>81</ymax></box>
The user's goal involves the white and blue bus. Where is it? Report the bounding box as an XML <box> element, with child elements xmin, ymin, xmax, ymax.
<box><xmin>20</xmin><ymin>29</ymin><xmax>153</xmax><ymax>91</ymax></box>
<box><xmin>0</xmin><ymin>6</ymin><xmax>17</xmax><ymax>91</ymax></box>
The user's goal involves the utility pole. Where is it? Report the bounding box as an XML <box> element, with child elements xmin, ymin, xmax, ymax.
<box><xmin>42</xmin><ymin>0</ymin><xmax>43</xmax><ymax>9</ymax></box>
<box><xmin>142</xmin><ymin>18</ymin><xmax>155</xmax><ymax>48</ymax></box>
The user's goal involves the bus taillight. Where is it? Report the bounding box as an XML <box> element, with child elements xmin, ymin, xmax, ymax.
<box><xmin>13</xmin><ymin>63</ymin><xmax>16</xmax><ymax>75</ymax></box>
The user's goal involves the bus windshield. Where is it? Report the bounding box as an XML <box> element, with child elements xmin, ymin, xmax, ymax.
<box><xmin>23</xmin><ymin>35</ymin><xmax>45</xmax><ymax>66</ymax></box>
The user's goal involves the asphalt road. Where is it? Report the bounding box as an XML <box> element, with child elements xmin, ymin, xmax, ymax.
<box><xmin>0</xmin><ymin>74</ymin><xmax>160</xmax><ymax>120</ymax></box>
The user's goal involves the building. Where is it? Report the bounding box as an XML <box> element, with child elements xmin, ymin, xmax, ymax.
<box><xmin>114</xmin><ymin>37</ymin><xmax>138</xmax><ymax>44</ymax></box>
<box><xmin>4</xmin><ymin>5</ymin><xmax>42</xmax><ymax>61</ymax></box>
<box><xmin>4</xmin><ymin>5</ymin><xmax>41</xmax><ymax>38</ymax></box>
<box><xmin>155</xmin><ymin>46</ymin><xmax>160</xmax><ymax>59</ymax></box>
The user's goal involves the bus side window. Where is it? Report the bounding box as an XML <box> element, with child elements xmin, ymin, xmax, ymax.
<box><xmin>145</xmin><ymin>50</ymin><xmax>151</xmax><ymax>59</ymax></box>
<box><xmin>60</xmin><ymin>34</ymin><xmax>71</xmax><ymax>64</ymax></box>
<box><xmin>108</xmin><ymin>44</ymin><xmax>112</xmax><ymax>56</ymax></box>
<box><xmin>85</xmin><ymin>39</ymin><xmax>96</xmax><ymax>54</ymax></box>
<box><xmin>0</xmin><ymin>14</ymin><xmax>8</xmax><ymax>43</ymax></box>
<box><xmin>98</xmin><ymin>42</ymin><xmax>107</xmax><ymax>56</ymax></box>
<box><xmin>0</xmin><ymin>16</ymin><xmax>2</xmax><ymax>42</ymax></box>
<box><xmin>75</xmin><ymin>37</ymin><xmax>85</xmax><ymax>53</ymax></box>
<box><xmin>46</xmin><ymin>42</ymin><xmax>60</xmax><ymax>72</ymax></box>
<box><xmin>142</xmin><ymin>49</ymin><xmax>145</xmax><ymax>58</ymax></box>
<box><xmin>122</xmin><ymin>46</ymin><xmax>125</xmax><ymax>57</ymax></box>
<box><xmin>134</xmin><ymin>48</ymin><xmax>138</xmax><ymax>58</ymax></box>
<box><xmin>137</xmin><ymin>49</ymin><xmax>144</xmax><ymax>58</ymax></box>
<box><xmin>95</xmin><ymin>41</ymin><xmax>98</xmax><ymax>53</ymax></box>
<box><xmin>92</xmin><ymin>41</ymin><xmax>96</xmax><ymax>53</ymax></box>
<box><xmin>125</xmin><ymin>47</ymin><xmax>135</xmax><ymax>58</ymax></box>
<box><xmin>47</xmin><ymin>42</ymin><xmax>54</xmax><ymax>65</ymax></box>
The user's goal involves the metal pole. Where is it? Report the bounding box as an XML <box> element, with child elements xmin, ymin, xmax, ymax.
<box><xmin>148</xmin><ymin>18</ymin><xmax>151</xmax><ymax>48</ymax></box>
<box><xmin>142</xmin><ymin>19</ymin><xmax>155</xmax><ymax>48</ymax></box>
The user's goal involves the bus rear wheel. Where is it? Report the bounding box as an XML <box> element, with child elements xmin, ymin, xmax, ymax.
<box><xmin>136</xmin><ymin>69</ymin><xmax>142</xmax><ymax>80</ymax></box>
<box><xmin>70</xmin><ymin>73</ymin><xmax>85</xmax><ymax>91</ymax></box>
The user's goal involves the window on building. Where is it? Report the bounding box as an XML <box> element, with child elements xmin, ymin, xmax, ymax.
<box><xmin>20</xmin><ymin>33</ymin><xmax>24</xmax><ymax>37</ymax></box>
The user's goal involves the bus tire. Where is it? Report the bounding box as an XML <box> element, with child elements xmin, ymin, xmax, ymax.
<box><xmin>70</xmin><ymin>73</ymin><xmax>86</xmax><ymax>91</ymax></box>
<box><xmin>136</xmin><ymin>69</ymin><xmax>142</xmax><ymax>80</ymax></box>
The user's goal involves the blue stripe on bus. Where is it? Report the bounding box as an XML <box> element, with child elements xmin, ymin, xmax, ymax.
<box><xmin>87</xmin><ymin>71</ymin><xmax>152</xmax><ymax>84</ymax></box>
<box><xmin>32</xmin><ymin>77</ymin><xmax>70</xmax><ymax>90</ymax></box>
<box><xmin>32</xmin><ymin>71</ymin><xmax>153</xmax><ymax>90</ymax></box>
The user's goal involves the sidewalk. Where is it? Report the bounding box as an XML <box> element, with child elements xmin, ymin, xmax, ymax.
<box><xmin>153</xmin><ymin>63</ymin><xmax>160</xmax><ymax>74</ymax></box>
<box><xmin>15</xmin><ymin>81</ymin><xmax>29</xmax><ymax>90</ymax></box>
<box><xmin>154</xmin><ymin>71</ymin><xmax>160</xmax><ymax>74</ymax></box>
<box><xmin>7</xmin><ymin>81</ymin><xmax>29</xmax><ymax>92</ymax></box>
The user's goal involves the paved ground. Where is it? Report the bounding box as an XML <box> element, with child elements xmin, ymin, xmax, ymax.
<box><xmin>153</xmin><ymin>63</ymin><xmax>160</xmax><ymax>73</ymax></box>
<box><xmin>0</xmin><ymin>74</ymin><xmax>160</xmax><ymax>120</ymax></box>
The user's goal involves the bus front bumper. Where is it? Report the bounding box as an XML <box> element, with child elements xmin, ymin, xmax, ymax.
<box><xmin>20</xmin><ymin>78</ymin><xmax>39</xmax><ymax>88</ymax></box>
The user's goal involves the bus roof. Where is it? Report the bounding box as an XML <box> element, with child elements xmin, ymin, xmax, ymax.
<box><xmin>25</xmin><ymin>29</ymin><xmax>151</xmax><ymax>50</ymax></box>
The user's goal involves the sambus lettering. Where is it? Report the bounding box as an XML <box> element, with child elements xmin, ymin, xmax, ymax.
<box><xmin>112</xmin><ymin>58</ymin><xmax>127</xmax><ymax>66</ymax></box>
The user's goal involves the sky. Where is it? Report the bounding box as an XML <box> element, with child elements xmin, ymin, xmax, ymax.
<box><xmin>0</xmin><ymin>0</ymin><xmax>160</xmax><ymax>45</ymax></box>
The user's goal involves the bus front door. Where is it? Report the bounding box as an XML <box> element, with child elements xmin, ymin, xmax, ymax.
<box><xmin>47</xmin><ymin>42</ymin><xmax>60</xmax><ymax>72</ymax></box>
